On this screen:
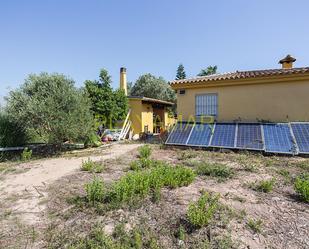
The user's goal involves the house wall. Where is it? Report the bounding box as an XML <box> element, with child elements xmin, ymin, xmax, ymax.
<box><xmin>129</xmin><ymin>99</ymin><xmax>154</xmax><ymax>135</ymax></box>
<box><xmin>176</xmin><ymin>79</ymin><xmax>309</xmax><ymax>122</ymax></box>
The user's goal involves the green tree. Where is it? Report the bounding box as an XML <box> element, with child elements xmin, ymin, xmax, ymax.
<box><xmin>130</xmin><ymin>74</ymin><xmax>176</xmax><ymax>103</ymax></box>
<box><xmin>0</xmin><ymin>112</ymin><xmax>27</xmax><ymax>147</ymax></box>
<box><xmin>176</xmin><ymin>64</ymin><xmax>186</xmax><ymax>80</ymax></box>
<box><xmin>6</xmin><ymin>73</ymin><xmax>93</xmax><ymax>144</ymax></box>
<box><xmin>85</xmin><ymin>69</ymin><xmax>128</xmax><ymax>125</ymax></box>
<box><xmin>197</xmin><ymin>65</ymin><xmax>218</xmax><ymax>76</ymax></box>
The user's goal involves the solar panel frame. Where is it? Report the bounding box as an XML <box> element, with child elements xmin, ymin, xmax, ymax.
<box><xmin>290</xmin><ymin>122</ymin><xmax>309</xmax><ymax>154</ymax></box>
<box><xmin>262</xmin><ymin>123</ymin><xmax>298</xmax><ymax>155</ymax></box>
<box><xmin>235</xmin><ymin>123</ymin><xmax>264</xmax><ymax>151</ymax></box>
<box><xmin>210</xmin><ymin>123</ymin><xmax>237</xmax><ymax>149</ymax></box>
<box><xmin>186</xmin><ymin>122</ymin><xmax>215</xmax><ymax>147</ymax></box>
<box><xmin>165</xmin><ymin>122</ymin><xmax>194</xmax><ymax>145</ymax></box>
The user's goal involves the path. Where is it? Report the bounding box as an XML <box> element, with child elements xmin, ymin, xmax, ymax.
<box><xmin>0</xmin><ymin>143</ymin><xmax>141</xmax><ymax>224</ymax></box>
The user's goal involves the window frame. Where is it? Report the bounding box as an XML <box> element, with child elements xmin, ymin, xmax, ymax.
<box><xmin>195</xmin><ymin>93</ymin><xmax>218</xmax><ymax>118</ymax></box>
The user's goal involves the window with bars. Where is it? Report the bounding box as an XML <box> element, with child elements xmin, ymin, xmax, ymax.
<box><xmin>195</xmin><ymin>94</ymin><xmax>218</xmax><ymax>117</ymax></box>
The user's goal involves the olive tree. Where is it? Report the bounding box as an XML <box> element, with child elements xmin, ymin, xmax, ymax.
<box><xmin>6</xmin><ymin>73</ymin><xmax>93</xmax><ymax>144</ymax></box>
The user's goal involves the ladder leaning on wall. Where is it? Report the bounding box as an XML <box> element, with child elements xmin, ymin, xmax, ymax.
<box><xmin>118</xmin><ymin>109</ymin><xmax>132</xmax><ymax>140</ymax></box>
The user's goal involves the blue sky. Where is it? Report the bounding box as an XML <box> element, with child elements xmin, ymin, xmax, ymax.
<box><xmin>1</xmin><ymin>0</ymin><xmax>309</xmax><ymax>103</ymax></box>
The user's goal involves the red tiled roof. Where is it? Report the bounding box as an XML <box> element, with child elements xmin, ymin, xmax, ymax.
<box><xmin>170</xmin><ymin>67</ymin><xmax>309</xmax><ymax>86</ymax></box>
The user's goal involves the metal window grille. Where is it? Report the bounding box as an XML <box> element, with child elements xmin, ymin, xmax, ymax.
<box><xmin>195</xmin><ymin>94</ymin><xmax>218</xmax><ymax>117</ymax></box>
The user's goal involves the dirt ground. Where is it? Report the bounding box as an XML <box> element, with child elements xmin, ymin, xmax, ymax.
<box><xmin>0</xmin><ymin>144</ymin><xmax>308</xmax><ymax>249</ymax></box>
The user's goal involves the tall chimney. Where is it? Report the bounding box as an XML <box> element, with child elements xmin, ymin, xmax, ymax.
<box><xmin>120</xmin><ymin>67</ymin><xmax>127</xmax><ymax>96</ymax></box>
<box><xmin>279</xmin><ymin>55</ymin><xmax>296</xmax><ymax>69</ymax></box>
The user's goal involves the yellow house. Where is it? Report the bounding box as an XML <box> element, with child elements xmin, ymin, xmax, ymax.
<box><xmin>170</xmin><ymin>55</ymin><xmax>309</xmax><ymax>123</ymax></box>
<box><xmin>119</xmin><ymin>67</ymin><xmax>175</xmax><ymax>136</ymax></box>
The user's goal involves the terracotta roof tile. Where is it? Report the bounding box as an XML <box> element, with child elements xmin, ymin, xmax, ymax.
<box><xmin>170</xmin><ymin>67</ymin><xmax>309</xmax><ymax>86</ymax></box>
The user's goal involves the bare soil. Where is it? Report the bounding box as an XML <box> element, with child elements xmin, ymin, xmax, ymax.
<box><xmin>1</xmin><ymin>145</ymin><xmax>308</xmax><ymax>249</ymax></box>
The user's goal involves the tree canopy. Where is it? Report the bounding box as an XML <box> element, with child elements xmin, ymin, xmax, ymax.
<box><xmin>85</xmin><ymin>69</ymin><xmax>128</xmax><ymax>125</ymax></box>
<box><xmin>176</xmin><ymin>64</ymin><xmax>186</xmax><ymax>80</ymax></box>
<box><xmin>130</xmin><ymin>74</ymin><xmax>176</xmax><ymax>103</ymax></box>
<box><xmin>6</xmin><ymin>73</ymin><xmax>93</xmax><ymax>144</ymax></box>
<box><xmin>197</xmin><ymin>66</ymin><xmax>218</xmax><ymax>76</ymax></box>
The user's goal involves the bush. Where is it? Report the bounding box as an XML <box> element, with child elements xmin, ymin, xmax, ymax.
<box><xmin>196</xmin><ymin>163</ymin><xmax>234</xmax><ymax>179</ymax></box>
<box><xmin>129</xmin><ymin>158</ymin><xmax>153</xmax><ymax>171</ymax></box>
<box><xmin>0</xmin><ymin>112</ymin><xmax>27</xmax><ymax>147</ymax></box>
<box><xmin>187</xmin><ymin>192</ymin><xmax>220</xmax><ymax>228</ymax></box>
<box><xmin>138</xmin><ymin>145</ymin><xmax>151</xmax><ymax>159</ymax></box>
<box><xmin>109</xmin><ymin>164</ymin><xmax>195</xmax><ymax>206</ymax></box>
<box><xmin>84</xmin><ymin>133</ymin><xmax>102</xmax><ymax>148</ymax></box>
<box><xmin>21</xmin><ymin>147</ymin><xmax>32</xmax><ymax>161</ymax></box>
<box><xmin>81</xmin><ymin>158</ymin><xmax>104</xmax><ymax>173</ymax></box>
<box><xmin>251</xmin><ymin>178</ymin><xmax>275</xmax><ymax>193</ymax></box>
<box><xmin>85</xmin><ymin>177</ymin><xmax>105</xmax><ymax>206</ymax></box>
<box><xmin>294</xmin><ymin>173</ymin><xmax>309</xmax><ymax>202</ymax></box>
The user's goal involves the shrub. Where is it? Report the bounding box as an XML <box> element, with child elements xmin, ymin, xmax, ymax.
<box><xmin>196</xmin><ymin>163</ymin><xmax>234</xmax><ymax>179</ymax></box>
<box><xmin>85</xmin><ymin>177</ymin><xmax>105</xmax><ymax>206</ymax></box>
<box><xmin>21</xmin><ymin>147</ymin><xmax>32</xmax><ymax>161</ymax></box>
<box><xmin>130</xmin><ymin>158</ymin><xmax>153</xmax><ymax>171</ymax></box>
<box><xmin>0</xmin><ymin>112</ymin><xmax>27</xmax><ymax>147</ymax></box>
<box><xmin>251</xmin><ymin>178</ymin><xmax>275</xmax><ymax>193</ymax></box>
<box><xmin>294</xmin><ymin>173</ymin><xmax>309</xmax><ymax>202</ymax></box>
<box><xmin>109</xmin><ymin>164</ymin><xmax>195</xmax><ymax>206</ymax></box>
<box><xmin>81</xmin><ymin>158</ymin><xmax>104</xmax><ymax>173</ymax></box>
<box><xmin>138</xmin><ymin>145</ymin><xmax>151</xmax><ymax>159</ymax></box>
<box><xmin>247</xmin><ymin>218</ymin><xmax>263</xmax><ymax>233</ymax></box>
<box><xmin>187</xmin><ymin>192</ymin><xmax>220</xmax><ymax>228</ymax></box>
<box><xmin>84</xmin><ymin>133</ymin><xmax>102</xmax><ymax>148</ymax></box>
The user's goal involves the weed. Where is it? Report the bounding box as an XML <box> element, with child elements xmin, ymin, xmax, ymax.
<box><xmin>294</xmin><ymin>161</ymin><xmax>309</xmax><ymax>170</ymax></box>
<box><xmin>294</xmin><ymin>173</ymin><xmax>309</xmax><ymax>202</ymax></box>
<box><xmin>175</xmin><ymin>225</ymin><xmax>186</xmax><ymax>241</ymax></box>
<box><xmin>138</xmin><ymin>145</ymin><xmax>151</xmax><ymax>159</ymax></box>
<box><xmin>129</xmin><ymin>158</ymin><xmax>153</xmax><ymax>171</ymax></box>
<box><xmin>247</xmin><ymin>218</ymin><xmax>263</xmax><ymax>233</ymax></box>
<box><xmin>21</xmin><ymin>147</ymin><xmax>32</xmax><ymax>161</ymax></box>
<box><xmin>85</xmin><ymin>177</ymin><xmax>105</xmax><ymax>206</ymax></box>
<box><xmin>109</xmin><ymin>164</ymin><xmax>195</xmax><ymax>207</ymax></box>
<box><xmin>178</xmin><ymin>149</ymin><xmax>197</xmax><ymax>160</ymax></box>
<box><xmin>251</xmin><ymin>178</ymin><xmax>275</xmax><ymax>193</ymax></box>
<box><xmin>196</xmin><ymin>163</ymin><xmax>234</xmax><ymax>180</ymax></box>
<box><xmin>187</xmin><ymin>191</ymin><xmax>220</xmax><ymax>228</ymax></box>
<box><xmin>242</xmin><ymin>163</ymin><xmax>258</xmax><ymax>172</ymax></box>
<box><xmin>81</xmin><ymin>158</ymin><xmax>104</xmax><ymax>173</ymax></box>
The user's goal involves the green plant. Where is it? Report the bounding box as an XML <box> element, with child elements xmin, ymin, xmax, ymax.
<box><xmin>85</xmin><ymin>177</ymin><xmax>105</xmax><ymax>206</ymax></box>
<box><xmin>247</xmin><ymin>218</ymin><xmax>263</xmax><ymax>233</ymax></box>
<box><xmin>178</xmin><ymin>150</ymin><xmax>197</xmax><ymax>160</ymax></box>
<box><xmin>21</xmin><ymin>147</ymin><xmax>32</xmax><ymax>161</ymax></box>
<box><xmin>109</xmin><ymin>164</ymin><xmax>195</xmax><ymax>206</ymax></box>
<box><xmin>196</xmin><ymin>163</ymin><xmax>234</xmax><ymax>179</ymax></box>
<box><xmin>294</xmin><ymin>173</ymin><xmax>309</xmax><ymax>202</ymax></box>
<box><xmin>187</xmin><ymin>192</ymin><xmax>220</xmax><ymax>228</ymax></box>
<box><xmin>130</xmin><ymin>158</ymin><xmax>153</xmax><ymax>171</ymax></box>
<box><xmin>251</xmin><ymin>178</ymin><xmax>275</xmax><ymax>193</ymax></box>
<box><xmin>81</xmin><ymin>159</ymin><xmax>104</xmax><ymax>173</ymax></box>
<box><xmin>84</xmin><ymin>133</ymin><xmax>102</xmax><ymax>148</ymax></box>
<box><xmin>176</xmin><ymin>225</ymin><xmax>186</xmax><ymax>241</ymax></box>
<box><xmin>0</xmin><ymin>112</ymin><xmax>27</xmax><ymax>147</ymax></box>
<box><xmin>6</xmin><ymin>72</ymin><xmax>93</xmax><ymax>144</ymax></box>
<box><xmin>138</xmin><ymin>145</ymin><xmax>152</xmax><ymax>159</ymax></box>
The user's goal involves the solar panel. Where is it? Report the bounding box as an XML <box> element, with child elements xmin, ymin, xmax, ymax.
<box><xmin>291</xmin><ymin>123</ymin><xmax>309</xmax><ymax>154</ymax></box>
<box><xmin>187</xmin><ymin>123</ymin><xmax>214</xmax><ymax>147</ymax></box>
<box><xmin>165</xmin><ymin>122</ymin><xmax>193</xmax><ymax>145</ymax></box>
<box><xmin>210</xmin><ymin>123</ymin><xmax>236</xmax><ymax>148</ymax></box>
<box><xmin>262</xmin><ymin>123</ymin><xmax>297</xmax><ymax>154</ymax></box>
<box><xmin>236</xmin><ymin>123</ymin><xmax>264</xmax><ymax>150</ymax></box>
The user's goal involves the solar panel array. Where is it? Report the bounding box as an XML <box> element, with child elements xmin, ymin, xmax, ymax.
<box><xmin>165</xmin><ymin>122</ymin><xmax>309</xmax><ymax>155</ymax></box>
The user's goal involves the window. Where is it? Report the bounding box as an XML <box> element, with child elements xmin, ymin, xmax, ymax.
<box><xmin>179</xmin><ymin>89</ymin><xmax>186</xmax><ymax>95</ymax></box>
<box><xmin>195</xmin><ymin>94</ymin><xmax>218</xmax><ymax>117</ymax></box>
